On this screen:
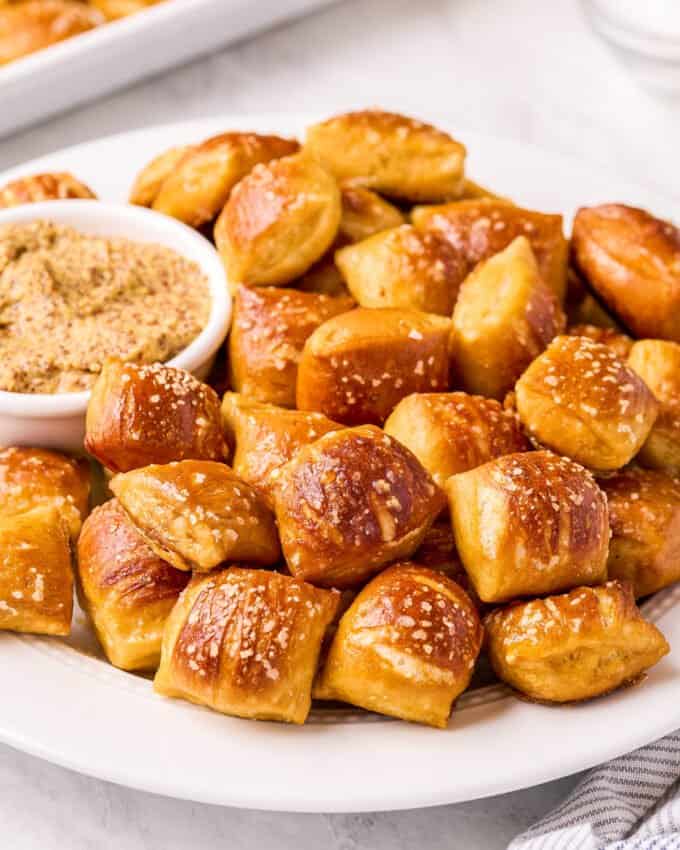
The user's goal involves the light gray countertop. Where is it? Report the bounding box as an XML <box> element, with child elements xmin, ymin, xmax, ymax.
<box><xmin>0</xmin><ymin>0</ymin><xmax>677</xmax><ymax>847</ymax></box>
<box><xmin>0</xmin><ymin>742</ymin><xmax>579</xmax><ymax>849</ymax></box>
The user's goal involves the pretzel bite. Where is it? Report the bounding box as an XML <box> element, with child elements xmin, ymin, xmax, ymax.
<box><xmin>565</xmin><ymin>265</ymin><xmax>625</xmax><ymax>329</ymax></box>
<box><xmin>451</xmin><ymin>237</ymin><xmax>566</xmax><ymax>399</ymax></box>
<box><xmin>0</xmin><ymin>172</ymin><xmax>96</xmax><ymax>207</ymax></box>
<box><xmin>566</xmin><ymin>324</ymin><xmax>632</xmax><ymax>359</ymax></box>
<box><xmin>305</xmin><ymin>110</ymin><xmax>466</xmax><ymax>202</ymax></box>
<box><xmin>628</xmin><ymin>340</ymin><xmax>680</xmax><ymax>473</ymax></box>
<box><xmin>384</xmin><ymin>392</ymin><xmax>529</xmax><ymax>488</ymax></box>
<box><xmin>295</xmin><ymin>187</ymin><xmax>403</xmax><ymax>297</ymax></box>
<box><xmin>447</xmin><ymin>451</ymin><xmax>609</xmax><ymax>603</ymax></box>
<box><xmin>271</xmin><ymin>426</ymin><xmax>445</xmax><ymax>588</ymax></box>
<box><xmin>89</xmin><ymin>0</ymin><xmax>162</xmax><ymax>20</ymax></box>
<box><xmin>336</xmin><ymin>224</ymin><xmax>467</xmax><ymax>315</ymax></box>
<box><xmin>129</xmin><ymin>146</ymin><xmax>194</xmax><ymax>207</ymax></box>
<box><xmin>85</xmin><ymin>360</ymin><xmax>225</xmax><ymax>472</ymax></box>
<box><xmin>0</xmin><ymin>507</ymin><xmax>72</xmax><ymax>635</ymax></box>
<box><xmin>601</xmin><ymin>467</ymin><xmax>680</xmax><ymax>598</ymax></box>
<box><xmin>411</xmin><ymin>520</ymin><xmax>462</xmax><ymax>571</ymax></box>
<box><xmin>0</xmin><ymin>446</ymin><xmax>90</xmax><ymax>539</ymax></box>
<box><xmin>0</xmin><ymin>1</ymin><xmax>103</xmax><ymax>65</ymax></box>
<box><xmin>565</xmin><ymin>266</ymin><xmax>594</xmax><ymax>318</ymax></box>
<box><xmin>338</xmin><ymin>184</ymin><xmax>405</xmax><ymax>242</ymax></box>
<box><xmin>412</xmin><ymin>199</ymin><xmax>568</xmax><ymax>301</ymax></box>
<box><xmin>458</xmin><ymin>178</ymin><xmax>510</xmax><ymax>203</ymax></box>
<box><xmin>572</xmin><ymin>204</ymin><xmax>680</xmax><ymax>342</ymax></box>
<box><xmin>297</xmin><ymin>308</ymin><xmax>452</xmax><ymax>425</ymax></box>
<box><xmin>149</xmin><ymin>133</ymin><xmax>299</xmax><ymax>228</ymax></box>
<box><xmin>221</xmin><ymin>393</ymin><xmax>341</xmax><ymax>505</ymax></box>
<box><xmin>110</xmin><ymin>460</ymin><xmax>280</xmax><ymax>572</ymax></box>
<box><xmin>296</xmin><ymin>254</ymin><xmax>351</xmax><ymax>297</ymax></box>
<box><xmin>215</xmin><ymin>152</ymin><xmax>341</xmax><ymax>287</ymax></box>
<box><xmin>484</xmin><ymin>581</ymin><xmax>669</xmax><ymax>703</ymax></box>
<box><xmin>77</xmin><ymin>499</ymin><xmax>189</xmax><ymax>670</ymax></box>
<box><xmin>314</xmin><ymin>563</ymin><xmax>482</xmax><ymax>727</ymax></box>
<box><xmin>228</xmin><ymin>285</ymin><xmax>354</xmax><ymax>407</ymax></box>
<box><xmin>411</xmin><ymin>523</ymin><xmax>483</xmax><ymax>603</ymax></box>
<box><xmin>515</xmin><ymin>335</ymin><xmax>658</xmax><ymax>471</ymax></box>
<box><xmin>154</xmin><ymin>567</ymin><xmax>339</xmax><ymax>724</ymax></box>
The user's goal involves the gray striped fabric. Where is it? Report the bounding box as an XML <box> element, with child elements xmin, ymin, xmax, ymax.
<box><xmin>509</xmin><ymin>733</ymin><xmax>680</xmax><ymax>849</ymax></box>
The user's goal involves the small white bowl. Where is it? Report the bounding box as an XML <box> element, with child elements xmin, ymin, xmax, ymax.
<box><xmin>0</xmin><ymin>200</ymin><xmax>231</xmax><ymax>452</ymax></box>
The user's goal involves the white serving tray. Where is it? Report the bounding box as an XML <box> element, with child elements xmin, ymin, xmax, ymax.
<box><xmin>0</xmin><ymin>0</ymin><xmax>337</xmax><ymax>138</ymax></box>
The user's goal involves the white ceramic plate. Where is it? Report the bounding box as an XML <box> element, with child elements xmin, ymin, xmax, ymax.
<box><xmin>1</xmin><ymin>114</ymin><xmax>679</xmax><ymax>813</ymax></box>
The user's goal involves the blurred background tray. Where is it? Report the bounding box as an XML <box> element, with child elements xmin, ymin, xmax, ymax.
<box><xmin>0</xmin><ymin>0</ymin><xmax>338</xmax><ymax>138</ymax></box>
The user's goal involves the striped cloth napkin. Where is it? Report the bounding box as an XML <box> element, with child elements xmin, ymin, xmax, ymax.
<box><xmin>509</xmin><ymin>733</ymin><xmax>680</xmax><ymax>849</ymax></box>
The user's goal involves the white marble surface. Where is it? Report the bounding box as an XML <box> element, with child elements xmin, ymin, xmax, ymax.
<box><xmin>0</xmin><ymin>0</ymin><xmax>678</xmax><ymax>847</ymax></box>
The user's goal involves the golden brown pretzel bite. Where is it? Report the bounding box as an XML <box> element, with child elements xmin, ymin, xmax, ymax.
<box><xmin>215</xmin><ymin>152</ymin><xmax>341</xmax><ymax>287</ymax></box>
<box><xmin>271</xmin><ymin>425</ymin><xmax>446</xmax><ymax>588</ymax></box>
<box><xmin>565</xmin><ymin>265</ymin><xmax>615</xmax><ymax>328</ymax></box>
<box><xmin>77</xmin><ymin>499</ymin><xmax>189</xmax><ymax>671</ymax></box>
<box><xmin>335</xmin><ymin>224</ymin><xmax>467</xmax><ymax>315</ymax></box>
<box><xmin>515</xmin><ymin>335</ymin><xmax>658</xmax><ymax>471</ymax></box>
<box><xmin>154</xmin><ymin>567</ymin><xmax>339</xmax><ymax>724</ymax></box>
<box><xmin>110</xmin><ymin>460</ymin><xmax>281</xmax><ymax>572</ymax></box>
<box><xmin>0</xmin><ymin>507</ymin><xmax>73</xmax><ymax>635</ymax></box>
<box><xmin>0</xmin><ymin>1</ymin><xmax>103</xmax><ymax>65</ymax></box>
<box><xmin>129</xmin><ymin>146</ymin><xmax>194</xmax><ymax>207</ymax></box>
<box><xmin>337</xmin><ymin>184</ymin><xmax>405</xmax><ymax>242</ymax></box>
<box><xmin>85</xmin><ymin>359</ymin><xmax>225</xmax><ymax>472</ymax></box>
<box><xmin>295</xmin><ymin>185</ymin><xmax>404</xmax><ymax>297</ymax></box>
<box><xmin>412</xmin><ymin>199</ymin><xmax>568</xmax><ymax>301</ymax></box>
<box><xmin>458</xmin><ymin>178</ymin><xmax>510</xmax><ymax>203</ymax></box>
<box><xmin>384</xmin><ymin>392</ymin><xmax>529</xmax><ymax>488</ymax></box>
<box><xmin>451</xmin><ymin>236</ymin><xmax>566</xmax><ymax>399</ymax></box>
<box><xmin>485</xmin><ymin>581</ymin><xmax>669</xmax><ymax>703</ymax></box>
<box><xmin>0</xmin><ymin>172</ymin><xmax>96</xmax><ymax>207</ymax></box>
<box><xmin>314</xmin><ymin>563</ymin><xmax>482</xmax><ymax>727</ymax></box>
<box><xmin>409</xmin><ymin>522</ymin><xmax>485</xmax><ymax>611</ymax></box>
<box><xmin>447</xmin><ymin>451</ymin><xmax>609</xmax><ymax>603</ymax></box>
<box><xmin>572</xmin><ymin>204</ymin><xmax>680</xmax><ymax>342</ymax></box>
<box><xmin>0</xmin><ymin>446</ymin><xmax>90</xmax><ymax>539</ymax></box>
<box><xmin>565</xmin><ymin>323</ymin><xmax>633</xmax><ymax>359</ymax></box>
<box><xmin>150</xmin><ymin>133</ymin><xmax>299</xmax><ymax>228</ymax></box>
<box><xmin>305</xmin><ymin>110</ymin><xmax>466</xmax><ymax>202</ymax></box>
<box><xmin>228</xmin><ymin>285</ymin><xmax>354</xmax><ymax>408</ymax></box>
<box><xmin>221</xmin><ymin>393</ymin><xmax>342</xmax><ymax>506</ymax></box>
<box><xmin>296</xmin><ymin>307</ymin><xmax>452</xmax><ymax>425</ymax></box>
<box><xmin>295</xmin><ymin>253</ymin><xmax>352</xmax><ymax>297</ymax></box>
<box><xmin>410</xmin><ymin>522</ymin><xmax>469</xmax><ymax>583</ymax></box>
<box><xmin>628</xmin><ymin>340</ymin><xmax>680</xmax><ymax>474</ymax></box>
<box><xmin>89</xmin><ymin>0</ymin><xmax>162</xmax><ymax>20</ymax></box>
<box><xmin>601</xmin><ymin>467</ymin><xmax>680</xmax><ymax>598</ymax></box>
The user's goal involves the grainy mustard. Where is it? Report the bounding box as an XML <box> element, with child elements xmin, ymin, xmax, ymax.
<box><xmin>0</xmin><ymin>220</ymin><xmax>210</xmax><ymax>393</ymax></box>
